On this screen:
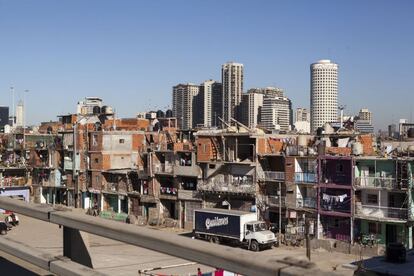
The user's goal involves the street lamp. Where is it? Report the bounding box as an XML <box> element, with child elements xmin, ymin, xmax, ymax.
<box><xmin>222</xmin><ymin>200</ymin><xmax>231</xmax><ymax>210</ymax></box>
<box><xmin>10</xmin><ymin>86</ymin><xmax>14</xmax><ymax>126</ymax></box>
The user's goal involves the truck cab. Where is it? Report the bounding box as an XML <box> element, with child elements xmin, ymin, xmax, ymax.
<box><xmin>244</xmin><ymin>221</ymin><xmax>277</xmax><ymax>251</ymax></box>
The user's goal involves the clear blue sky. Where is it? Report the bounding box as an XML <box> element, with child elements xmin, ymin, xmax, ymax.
<box><xmin>0</xmin><ymin>0</ymin><xmax>413</xmax><ymax>130</ymax></box>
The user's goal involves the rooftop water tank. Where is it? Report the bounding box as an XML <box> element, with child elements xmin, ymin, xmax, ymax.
<box><xmin>297</xmin><ymin>135</ymin><xmax>307</xmax><ymax>147</ymax></box>
<box><xmin>352</xmin><ymin>142</ymin><xmax>363</xmax><ymax>156</ymax></box>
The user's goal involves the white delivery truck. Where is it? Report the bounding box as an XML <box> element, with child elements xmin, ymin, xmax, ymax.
<box><xmin>193</xmin><ymin>208</ymin><xmax>277</xmax><ymax>251</ymax></box>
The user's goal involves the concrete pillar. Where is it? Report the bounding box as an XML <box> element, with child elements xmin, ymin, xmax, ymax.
<box><xmin>350</xmin><ymin>218</ymin><xmax>353</xmax><ymax>244</ymax></box>
<box><xmin>118</xmin><ymin>196</ymin><xmax>121</xmax><ymax>214</ymax></box>
<box><xmin>316</xmin><ymin>213</ymin><xmax>320</xmax><ymax>239</ymax></box>
<box><xmin>100</xmin><ymin>194</ymin><xmax>104</xmax><ymax>211</ymax></box>
<box><xmin>52</xmin><ymin>189</ymin><xmax>56</xmax><ymax>205</ymax></box>
<box><xmin>63</xmin><ymin>227</ymin><xmax>93</xmax><ymax>268</ymax></box>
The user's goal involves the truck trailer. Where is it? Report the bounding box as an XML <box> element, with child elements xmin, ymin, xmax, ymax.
<box><xmin>193</xmin><ymin>208</ymin><xmax>277</xmax><ymax>251</ymax></box>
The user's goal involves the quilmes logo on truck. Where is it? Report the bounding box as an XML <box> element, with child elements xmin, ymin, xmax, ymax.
<box><xmin>205</xmin><ymin>216</ymin><xmax>229</xmax><ymax>230</ymax></box>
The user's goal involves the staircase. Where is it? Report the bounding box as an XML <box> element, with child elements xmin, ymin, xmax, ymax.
<box><xmin>397</xmin><ymin>160</ymin><xmax>409</xmax><ymax>189</ymax></box>
<box><xmin>211</xmin><ymin>137</ymin><xmax>222</xmax><ymax>161</ymax></box>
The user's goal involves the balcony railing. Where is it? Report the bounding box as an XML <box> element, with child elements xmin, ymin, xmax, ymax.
<box><xmin>355</xmin><ymin>177</ymin><xmax>400</xmax><ymax>189</ymax></box>
<box><xmin>295</xmin><ymin>172</ymin><xmax>317</xmax><ymax>183</ymax></box>
<box><xmin>198</xmin><ymin>180</ymin><xmax>255</xmax><ymax>194</ymax></box>
<box><xmin>355</xmin><ymin>204</ymin><xmax>408</xmax><ymax>220</ymax></box>
<box><xmin>160</xmin><ymin>187</ymin><xmax>178</xmax><ymax>195</ymax></box>
<box><xmin>297</xmin><ymin>197</ymin><xmax>317</xmax><ymax>209</ymax></box>
<box><xmin>266</xmin><ymin>195</ymin><xmax>285</xmax><ymax>207</ymax></box>
<box><xmin>153</xmin><ymin>164</ymin><xmax>174</xmax><ymax>174</ymax></box>
<box><xmin>258</xmin><ymin>171</ymin><xmax>285</xmax><ymax>181</ymax></box>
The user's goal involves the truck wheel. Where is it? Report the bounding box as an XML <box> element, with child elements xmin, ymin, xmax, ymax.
<box><xmin>250</xmin><ymin>240</ymin><xmax>259</xmax><ymax>252</ymax></box>
<box><xmin>209</xmin><ymin>236</ymin><xmax>220</xmax><ymax>244</ymax></box>
<box><xmin>0</xmin><ymin>230</ymin><xmax>6</xmax><ymax>235</ymax></box>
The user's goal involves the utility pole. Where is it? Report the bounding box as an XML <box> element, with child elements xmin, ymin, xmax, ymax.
<box><xmin>305</xmin><ymin>217</ymin><xmax>311</xmax><ymax>261</ymax></box>
<box><xmin>278</xmin><ymin>182</ymin><xmax>282</xmax><ymax>239</ymax></box>
<box><xmin>73</xmin><ymin>122</ymin><xmax>78</xmax><ymax>208</ymax></box>
<box><xmin>23</xmin><ymin>89</ymin><xmax>29</xmax><ymax>151</ymax></box>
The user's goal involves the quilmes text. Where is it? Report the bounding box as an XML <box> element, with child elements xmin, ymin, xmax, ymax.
<box><xmin>205</xmin><ymin>216</ymin><xmax>229</xmax><ymax>230</ymax></box>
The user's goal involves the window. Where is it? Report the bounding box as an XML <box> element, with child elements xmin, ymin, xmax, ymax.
<box><xmin>119</xmin><ymin>139</ymin><xmax>125</xmax><ymax>144</ymax></box>
<box><xmin>92</xmin><ymin>134</ymin><xmax>98</xmax><ymax>146</ymax></box>
<box><xmin>336</xmin><ymin>163</ymin><xmax>344</xmax><ymax>173</ymax></box>
<box><xmin>368</xmin><ymin>222</ymin><xmax>381</xmax><ymax>234</ymax></box>
<box><xmin>94</xmin><ymin>158</ymin><xmax>99</xmax><ymax>164</ymax></box>
<box><xmin>367</xmin><ymin>194</ymin><xmax>378</xmax><ymax>204</ymax></box>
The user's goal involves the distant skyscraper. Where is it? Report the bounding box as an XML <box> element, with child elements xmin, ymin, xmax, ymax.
<box><xmin>16</xmin><ymin>101</ymin><xmax>24</xmax><ymax>127</ymax></box>
<box><xmin>200</xmin><ymin>80</ymin><xmax>222</xmax><ymax>127</ymax></box>
<box><xmin>241</xmin><ymin>92</ymin><xmax>264</xmax><ymax>129</ymax></box>
<box><xmin>222</xmin><ymin>62</ymin><xmax>243</xmax><ymax>123</ymax></box>
<box><xmin>172</xmin><ymin>83</ymin><xmax>201</xmax><ymax>130</ymax></box>
<box><xmin>261</xmin><ymin>95</ymin><xmax>292</xmax><ymax>131</ymax></box>
<box><xmin>358</xmin><ymin>108</ymin><xmax>372</xmax><ymax>125</ymax></box>
<box><xmin>247</xmin><ymin>87</ymin><xmax>284</xmax><ymax>97</ymax></box>
<box><xmin>0</xmin><ymin>106</ymin><xmax>9</xmax><ymax>130</ymax></box>
<box><xmin>295</xmin><ymin>108</ymin><xmax>310</xmax><ymax>122</ymax></box>
<box><xmin>310</xmin><ymin>59</ymin><xmax>338</xmax><ymax>132</ymax></box>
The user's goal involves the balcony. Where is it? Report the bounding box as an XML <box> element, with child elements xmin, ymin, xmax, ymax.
<box><xmin>297</xmin><ymin>197</ymin><xmax>317</xmax><ymax>209</ymax></box>
<box><xmin>159</xmin><ymin>186</ymin><xmax>178</xmax><ymax>200</ymax></box>
<box><xmin>174</xmin><ymin>164</ymin><xmax>200</xmax><ymax>177</ymax></box>
<box><xmin>355</xmin><ymin>204</ymin><xmax>408</xmax><ymax>220</ymax></box>
<box><xmin>295</xmin><ymin>172</ymin><xmax>317</xmax><ymax>184</ymax></box>
<box><xmin>198</xmin><ymin>179</ymin><xmax>255</xmax><ymax>195</ymax></box>
<box><xmin>355</xmin><ymin>177</ymin><xmax>400</xmax><ymax>189</ymax></box>
<box><xmin>160</xmin><ymin>186</ymin><xmax>177</xmax><ymax>195</ymax></box>
<box><xmin>177</xmin><ymin>189</ymin><xmax>201</xmax><ymax>201</ymax></box>
<box><xmin>258</xmin><ymin>171</ymin><xmax>285</xmax><ymax>182</ymax></box>
<box><xmin>266</xmin><ymin>195</ymin><xmax>285</xmax><ymax>207</ymax></box>
<box><xmin>153</xmin><ymin>164</ymin><xmax>174</xmax><ymax>175</ymax></box>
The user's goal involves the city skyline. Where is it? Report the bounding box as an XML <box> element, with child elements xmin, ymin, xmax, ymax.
<box><xmin>0</xmin><ymin>1</ymin><xmax>413</xmax><ymax>130</ymax></box>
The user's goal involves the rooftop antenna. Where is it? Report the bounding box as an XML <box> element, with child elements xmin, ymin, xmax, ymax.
<box><xmin>338</xmin><ymin>105</ymin><xmax>346</xmax><ymax>129</ymax></box>
<box><xmin>10</xmin><ymin>86</ymin><xmax>14</xmax><ymax>126</ymax></box>
<box><xmin>113</xmin><ymin>108</ymin><xmax>117</xmax><ymax>130</ymax></box>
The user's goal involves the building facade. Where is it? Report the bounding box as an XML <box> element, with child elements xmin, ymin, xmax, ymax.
<box><xmin>261</xmin><ymin>95</ymin><xmax>292</xmax><ymax>131</ymax></box>
<box><xmin>241</xmin><ymin>92</ymin><xmax>264</xmax><ymax>129</ymax></box>
<box><xmin>310</xmin><ymin>60</ymin><xmax>338</xmax><ymax>132</ymax></box>
<box><xmin>222</xmin><ymin>62</ymin><xmax>243</xmax><ymax>123</ymax></box>
<box><xmin>172</xmin><ymin>83</ymin><xmax>201</xmax><ymax>130</ymax></box>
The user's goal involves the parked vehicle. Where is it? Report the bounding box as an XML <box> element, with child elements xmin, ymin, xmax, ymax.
<box><xmin>0</xmin><ymin>222</ymin><xmax>9</xmax><ymax>235</ymax></box>
<box><xmin>193</xmin><ymin>208</ymin><xmax>277</xmax><ymax>251</ymax></box>
<box><xmin>5</xmin><ymin>213</ymin><xmax>19</xmax><ymax>227</ymax></box>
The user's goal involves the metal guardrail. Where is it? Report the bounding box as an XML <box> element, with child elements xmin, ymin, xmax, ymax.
<box><xmin>354</xmin><ymin>177</ymin><xmax>399</xmax><ymax>189</ymax></box>
<box><xmin>0</xmin><ymin>197</ymin><xmax>336</xmax><ymax>276</ymax></box>
<box><xmin>356</xmin><ymin>204</ymin><xmax>408</xmax><ymax>220</ymax></box>
<box><xmin>295</xmin><ymin>172</ymin><xmax>317</xmax><ymax>183</ymax></box>
<box><xmin>0</xmin><ymin>237</ymin><xmax>106</xmax><ymax>276</ymax></box>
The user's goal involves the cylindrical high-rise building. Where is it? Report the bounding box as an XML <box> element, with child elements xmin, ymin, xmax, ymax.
<box><xmin>310</xmin><ymin>59</ymin><xmax>338</xmax><ymax>132</ymax></box>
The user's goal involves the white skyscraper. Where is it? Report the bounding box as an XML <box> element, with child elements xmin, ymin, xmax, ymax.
<box><xmin>222</xmin><ymin>62</ymin><xmax>243</xmax><ymax>123</ymax></box>
<box><xmin>172</xmin><ymin>83</ymin><xmax>201</xmax><ymax>130</ymax></box>
<box><xmin>310</xmin><ymin>59</ymin><xmax>338</xmax><ymax>132</ymax></box>
<box><xmin>15</xmin><ymin>101</ymin><xmax>24</xmax><ymax>127</ymax></box>
<box><xmin>261</xmin><ymin>95</ymin><xmax>292</xmax><ymax>131</ymax></box>
<box><xmin>241</xmin><ymin>92</ymin><xmax>264</xmax><ymax>129</ymax></box>
<box><xmin>200</xmin><ymin>80</ymin><xmax>222</xmax><ymax>128</ymax></box>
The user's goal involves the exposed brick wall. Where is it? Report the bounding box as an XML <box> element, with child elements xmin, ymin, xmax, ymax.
<box><xmin>90</xmin><ymin>153</ymin><xmax>103</xmax><ymax>170</ymax></box>
<box><xmin>284</xmin><ymin>156</ymin><xmax>297</xmax><ymax>209</ymax></box>
<box><xmin>326</xmin><ymin>147</ymin><xmax>352</xmax><ymax>156</ymax></box>
<box><xmin>359</xmin><ymin>134</ymin><xmax>374</xmax><ymax>155</ymax></box>
<box><xmin>132</xmin><ymin>134</ymin><xmax>145</xmax><ymax>151</ymax></box>
<box><xmin>196</xmin><ymin>137</ymin><xmax>214</xmax><ymax>162</ymax></box>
